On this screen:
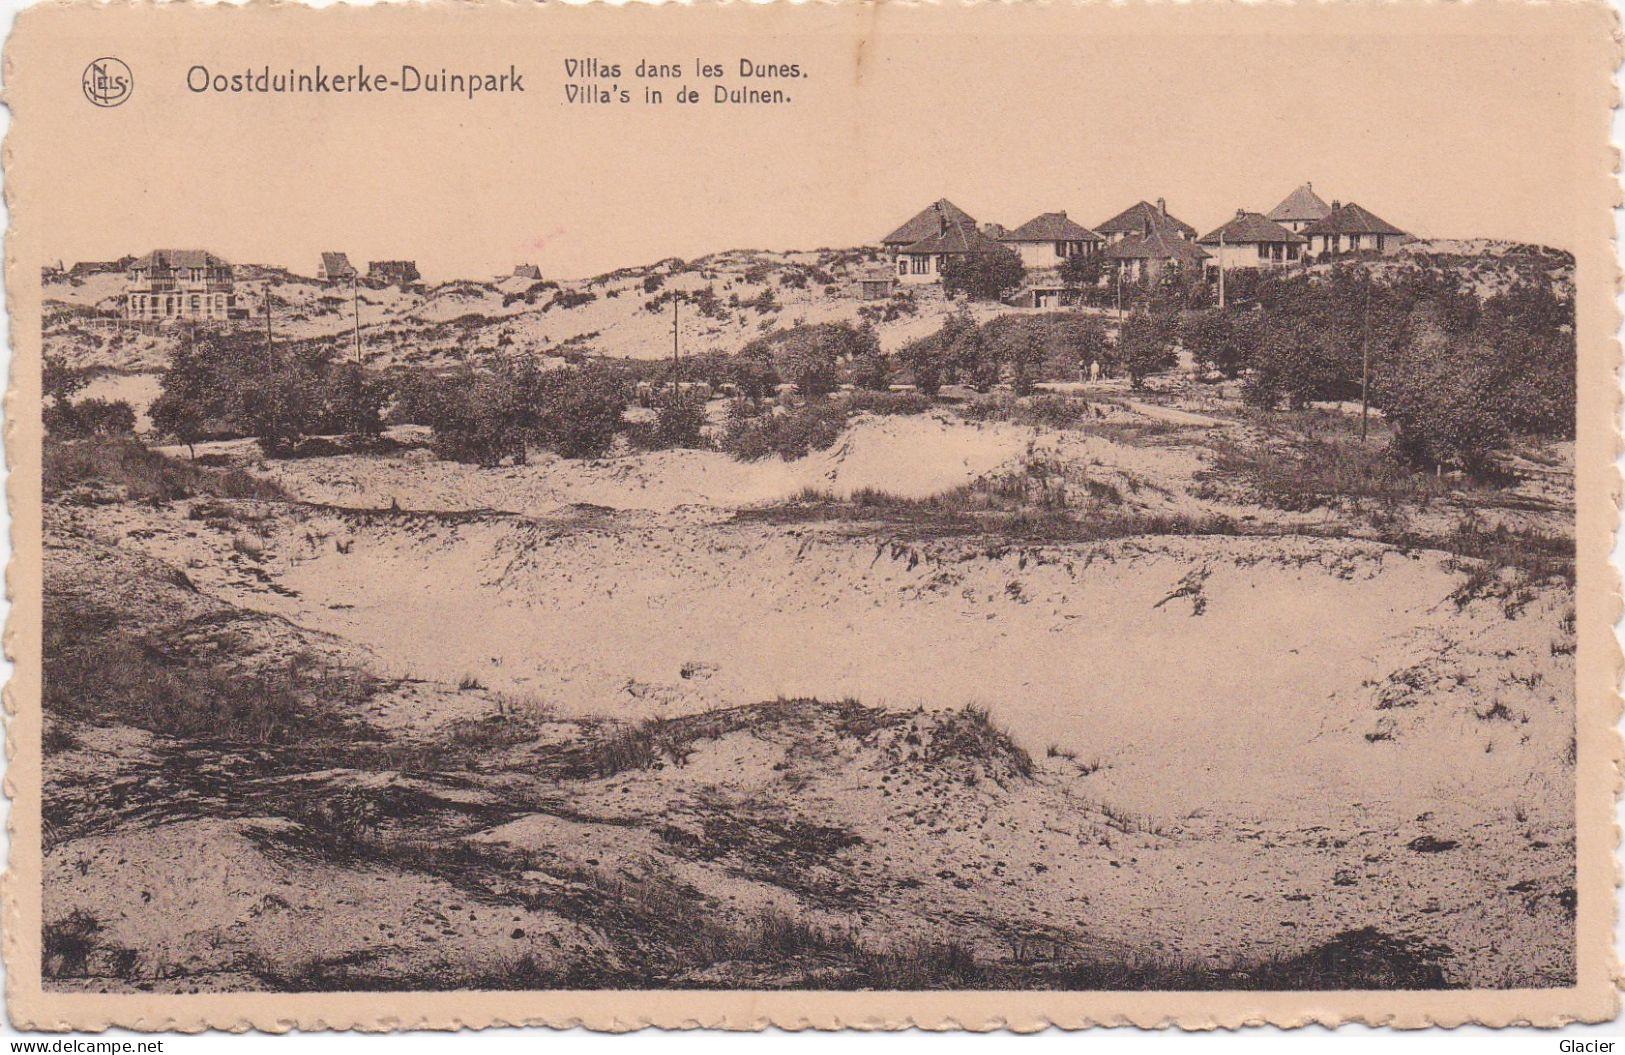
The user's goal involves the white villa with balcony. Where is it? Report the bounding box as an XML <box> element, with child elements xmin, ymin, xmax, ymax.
<box><xmin>125</xmin><ymin>250</ymin><xmax>236</xmax><ymax>321</ymax></box>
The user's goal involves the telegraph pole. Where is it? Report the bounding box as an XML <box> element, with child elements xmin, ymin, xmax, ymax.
<box><xmin>264</xmin><ymin>283</ymin><xmax>274</xmax><ymax>371</ymax></box>
<box><xmin>1359</xmin><ymin>269</ymin><xmax>1372</xmax><ymax>443</ymax></box>
<box><xmin>352</xmin><ymin>275</ymin><xmax>363</xmax><ymax>366</ymax></box>
<box><xmin>671</xmin><ymin>296</ymin><xmax>680</xmax><ymax>399</ymax></box>
<box><xmin>1217</xmin><ymin>230</ymin><xmax>1226</xmax><ymax>309</ymax></box>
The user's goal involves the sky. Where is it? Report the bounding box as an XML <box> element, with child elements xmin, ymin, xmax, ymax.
<box><xmin>15</xmin><ymin>3</ymin><xmax>1603</xmax><ymax>282</ymax></box>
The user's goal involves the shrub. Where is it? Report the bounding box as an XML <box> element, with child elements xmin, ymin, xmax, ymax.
<box><xmin>43</xmin><ymin>357</ymin><xmax>137</xmax><ymax>441</ymax></box>
<box><xmin>538</xmin><ymin>363</ymin><xmax>629</xmax><ymax>458</ymax></box>
<box><xmin>1181</xmin><ymin>308</ymin><xmax>1256</xmax><ymax>379</ymax></box>
<box><xmin>897</xmin><ymin>309</ymin><xmax>977</xmax><ymax>397</ymax></box>
<box><xmin>425</xmin><ymin>359</ymin><xmax>627</xmax><ymax>465</ymax></box>
<box><xmin>425</xmin><ymin>366</ymin><xmax>535</xmax><ymax>467</ymax></box>
<box><xmin>1379</xmin><ymin>333</ymin><xmax>1510</xmax><ymax>475</ymax></box>
<box><xmin>383</xmin><ymin>368</ymin><xmax>444</xmax><ymax>426</ymax></box>
<box><xmin>43</xmin><ymin>436</ymin><xmax>289</xmax><ymax>503</ymax></box>
<box><xmin>720</xmin><ymin>401</ymin><xmax>848</xmax><ymax>461</ymax></box>
<box><xmin>631</xmin><ymin>391</ymin><xmax>708</xmax><ymax>450</ymax></box>
<box><xmin>151</xmin><ymin>333</ymin><xmax>388</xmax><ymax>456</ymax></box>
<box><xmin>321</xmin><ymin>362</ymin><xmax>388</xmax><ymax>440</ymax></box>
<box><xmin>740</xmin><ymin>322</ymin><xmax>879</xmax><ymax>401</ymax></box>
<box><xmin>44</xmin><ymin>397</ymin><xmax>136</xmax><ymax>440</ymax></box>
<box><xmin>43</xmin><ymin>603</ymin><xmax>368</xmax><ymax>745</ymax></box>
<box><xmin>1117</xmin><ymin>310</ymin><xmax>1178</xmax><ymax>389</ymax></box>
<box><xmin>851</xmin><ymin>345</ymin><xmax>892</xmax><ymax>391</ymax></box>
<box><xmin>43</xmin><ymin>910</ymin><xmax>102</xmax><ymax>978</ymax></box>
<box><xmin>845</xmin><ymin>390</ymin><xmax>930</xmax><ymax>416</ymax></box>
<box><xmin>961</xmin><ymin>393</ymin><xmax>1091</xmax><ymax>429</ymax></box>
<box><xmin>546</xmin><ymin>290</ymin><xmax>597</xmax><ymax>311</ymax></box>
<box><xmin>897</xmin><ymin>335</ymin><xmax>948</xmax><ymax>397</ymax></box>
<box><xmin>940</xmin><ymin>247</ymin><xmax>1025</xmax><ymax>302</ymax></box>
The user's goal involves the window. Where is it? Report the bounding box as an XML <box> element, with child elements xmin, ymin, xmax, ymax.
<box><xmin>898</xmin><ymin>258</ymin><xmax>907</xmax><ymax>276</ymax></box>
<box><xmin>1056</xmin><ymin>241</ymin><xmax>1067</xmax><ymax>257</ymax></box>
<box><xmin>1376</xmin><ymin>235</ymin><xmax>1386</xmax><ymax>252</ymax></box>
<box><xmin>911</xmin><ymin>255</ymin><xmax>928</xmax><ymax>276</ymax></box>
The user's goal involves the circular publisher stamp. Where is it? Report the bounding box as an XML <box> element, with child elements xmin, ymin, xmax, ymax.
<box><xmin>82</xmin><ymin>57</ymin><xmax>133</xmax><ymax>108</ymax></box>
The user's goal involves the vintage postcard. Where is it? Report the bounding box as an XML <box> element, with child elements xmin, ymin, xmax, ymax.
<box><xmin>1</xmin><ymin>0</ymin><xmax>1619</xmax><ymax>1033</ymax></box>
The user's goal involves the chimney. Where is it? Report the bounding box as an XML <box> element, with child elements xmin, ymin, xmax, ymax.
<box><xmin>1306</xmin><ymin>181</ymin><xmax>1313</xmax><ymax>191</ymax></box>
<box><xmin>1157</xmin><ymin>197</ymin><xmax>1167</xmax><ymax>216</ymax></box>
<box><xmin>1236</xmin><ymin>208</ymin><xmax>1246</xmax><ymax>219</ymax></box>
<box><xmin>1059</xmin><ymin>210</ymin><xmax>1066</xmax><ymax>219</ymax></box>
<box><xmin>1331</xmin><ymin>200</ymin><xmax>1342</xmax><ymax>211</ymax></box>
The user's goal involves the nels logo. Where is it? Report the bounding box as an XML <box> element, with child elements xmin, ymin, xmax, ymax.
<box><xmin>82</xmin><ymin>57</ymin><xmax>133</xmax><ymax>108</ymax></box>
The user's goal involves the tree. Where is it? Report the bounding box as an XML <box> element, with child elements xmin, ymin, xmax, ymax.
<box><xmin>43</xmin><ymin>356</ymin><xmax>89</xmax><ymax>408</ymax></box>
<box><xmin>246</xmin><ymin>356</ymin><xmax>324</xmax><ymax>457</ymax></box>
<box><xmin>150</xmin><ymin>339</ymin><xmax>245</xmax><ymax>456</ymax></box>
<box><xmin>940</xmin><ymin>248</ymin><xmax>1025</xmax><ymax>302</ymax></box>
<box><xmin>1180</xmin><ymin>308</ymin><xmax>1256</xmax><ymax>380</ymax></box>
<box><xmin>1060</xmin><ymin>252</ymin><xmax>1105</xmax><ymax>290</ymax></box>
<box><xmin>742</xmin><ymin>322</ymin><xmax>878</xmax><ymax>401</ymax></box>
<box><xmin>1378</xmin><ymin>330</ymin><xmax>1510</xmax><ymax>475</ymax></box>
<box><xmin>1008</xmin><ymin>329</ymin><xmax>1042</xmax><ymax>396</ymax></box>
<box><xmin>897</xmin><ymin>335</ymin><xmax>947</xmax><ymax>397</ymax></box>
<box><xmin>1116</xmin><ymin>311</ymin><xmax>1178</xmax><ymax>390</ymax></box>
<box><xmin>849</xmin><ymin>324</ymin><xmax>891</xmax><ymax>391</ymax></box>
<box><xmin>956</xmin><ymin>322</ymin><xmax>999</xmax><ymax>393</ymax></box>
<box><xmin>427</xmin><ymin>357</ymin><xmax>550</xmax><ymax>466</ymax></box>
<box><xmin>323</xmin><ymin>362</ymin><xmax>388</xmax><ymax>441</ymax></box>
<box><xmin>538</xmin><ymin>362</ymin><xmax>629</xmax><ymax>459</ymax></box>
<box><xmin>43</xmin><ymin>356</ymin><xmax>136</xmax><ymax>441</ymax></box>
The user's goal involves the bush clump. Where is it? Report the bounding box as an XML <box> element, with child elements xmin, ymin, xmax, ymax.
<box><xmin>720</xmin><ymin>401</ymin><xmax>848</xmax><ymax>461</ymax></box>
<box><xmin>629</xmin><ymin>391</ymin><xmax>709</xmax><ymax>451</ymax></box>
<box><xmin>44</xmin><ymin>436</ymin><xmax>289</xmax><ymax>503</ymax></box>
<box><xmin>424</xmin><ymin>360</ymin><xmax>630</xmax><ymax>465</ymax></box>
<box><xmin>845</xmin><ymin>390</ymin><xmax>931</xmax><ymax>417</ymax></box>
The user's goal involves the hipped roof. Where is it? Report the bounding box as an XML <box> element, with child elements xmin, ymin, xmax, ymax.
<box><xmin>881</xmin><ymin>199</ymin><xmax>978</xmax><ymax>245</ymax></box>
<box><xmin>1105</xmin><ymin>229</ymin><xmax>1209</xmax><ymax>263</ymax></box>
<box><xmin>899</xmin><ymin>222</ymin><xmax>1007</xmax><ymax>256</ymax></box>
<box><xmin>1094</xmin><ymin>201</ymin><xmax>1197</xmax><ymax>240</ymax></box>
<box><xmin>1302</xmin><ymin>202</ymin><xmax>1409</xmax><ymax>237</ymax></box>
<box><xmin>1266</xmin><ymin>184</ymin><xmax>1332</xmax><ymax>223</ymax></box>
<box><xmin>1198</xmin><ymin>212</ymin><xmax>1306</xmax><ymax>246</ymax></box>
<box><xmin>1002</xmin><ymin>212</ymin><xmax>1104</xmax><ymax>243</ymax></box>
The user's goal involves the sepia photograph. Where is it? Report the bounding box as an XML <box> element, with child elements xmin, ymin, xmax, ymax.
<box><xmin>3</xmin><ymin>0</ymin><xmax>1619</xmax><ymax>1034</ymax></box>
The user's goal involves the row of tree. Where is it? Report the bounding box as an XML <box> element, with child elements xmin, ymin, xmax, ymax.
<box><xmin>113</xmin><ymin>258</ymin><xmax>1571</xmax><ymax>478</ymax></box>
<box><xmin>1179</xmin><ymin>266</ymin><xmax>1575</xmax><ymax>471</ymax></box>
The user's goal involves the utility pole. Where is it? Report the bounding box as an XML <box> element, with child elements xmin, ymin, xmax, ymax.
<box><xmin>1218</xmin><ymin>230</ymin><xmax>1226</xmax><ymax>309</ymax></box>
<box><xmin>1115</xmin><ymin>266</ymin><xmax>1123</xmax><ymax>322</ymax></box>
<box><xmin>1359</xmin><ymin>269</ymin><xmax>1372</xmax><ymax>443</ymax></box>
<box><xmin>264</xmin><ymin>283</ymin><xmax>274</xmax><ymax>371</ymax></box>
<box><xmin>671</xmin><ymin>296</ymin><xmax>680</xmax><ymax>399</ymax></box>
<box><xmin>352</xmin><ymin>275</ymin><xmax>363</xmax><ymax>366</ymax></box>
